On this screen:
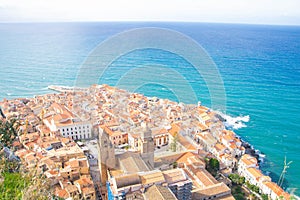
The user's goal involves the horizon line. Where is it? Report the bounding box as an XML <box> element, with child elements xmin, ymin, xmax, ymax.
<box><xmin>0</xmin><ymin>20</ymin><xmax>300</xmax><ymax>27</ymax></box>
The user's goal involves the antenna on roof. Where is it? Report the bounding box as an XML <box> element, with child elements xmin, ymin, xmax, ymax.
<box><xmin>278</xmin><ymin>156</ymin><xmax>293</xmax><ymax>187</ymax></box>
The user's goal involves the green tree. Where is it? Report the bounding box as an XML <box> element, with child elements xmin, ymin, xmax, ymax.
<box><xmin>0</xmin><ymin>156</ymin><xmax>52</xmax><ymax>200</ymax></box>
<box><xmin>261</xmin><ymin>194</ymin><xmax>269</xmax><ymax>200</ymax></box>
<box><xmin>205</xmin><ymin>158</ymin><xmax>220</xmax><ymax>177</ymax></box>
<box><xmin>231</xmin><ymin>185</ymin><xmax>246</xmax><ymax>200</ymax></box>
<box><xmin>250</xmin><ymin>193</ymin><xmax>260</xmax><ymax>200</ymax></box>
<box><xmin>0</xmin><ymin>118</ymin><xmax>52</xmax><ymax>199</ymax></box>
<box><xmin>239</xmin><ymin>176</ymin><xmax>245</xmax><ymax>185</ymax></box>
<box><xmin>172</xmin><ymin>162</ymin><xmax>178</xmax><ymax>168</ymax></box>
<box><xmin>234</xmin><ymin>193</ymin><xmax>245</xmax><ymax>200</ymax></box>
<box><xmin>232</xmin><ymin>185</ymin><xmax>246</xmax><ymax>200</ymax></box>
<box><xmin>209</xmin><ymin>158</ymin><xmax>220</xmax><ymax>171</ymax></box>
<box><xmin>0</xmin><ymin>118</ymin><xmax>19</xmax><ymax>149</ymax></box>
<box><xmin>246</xmin><ymin>181</ymin><xmax>260</xmax><ymax>193</ymax></box>
<box><xmin>229</xmin><ymin>174</ymin><xmax>239</xmax><ymax>184</ymax></box>
<box><xmin>0</xmin><ymin>171</ymin><xmax>30</xmax><ymax>199</ymax></box>
<box><xmin>229</xmin><ymin>174</ymin><xmax>245</xmax><ymax>185</ymax></box>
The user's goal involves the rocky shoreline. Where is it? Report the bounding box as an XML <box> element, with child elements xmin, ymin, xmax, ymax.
<box><xmin>216</xmin><ymin>113</ymin><xmax>263</xmax><ymax>164</ymax></box>
<box><xmin>242</xmin><ymin>141</ymin><xmax>263</xmax><ymax>164</ymax></box>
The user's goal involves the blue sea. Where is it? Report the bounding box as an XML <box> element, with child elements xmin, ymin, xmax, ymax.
<box><xmin>0</xmin><ymin>22</ymin><xmax>299</xmax><ymax>195</ymax></box>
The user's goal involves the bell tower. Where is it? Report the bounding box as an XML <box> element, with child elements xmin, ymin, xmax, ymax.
<box><xmin>98</xmin><ymin>127</ymin><xmax>115</xmax><ymax>185</ymax></box>
<box><xmin>140</xmin><ymin>123</ymin><xmax>154</xmax><ymax>169</ymax></box>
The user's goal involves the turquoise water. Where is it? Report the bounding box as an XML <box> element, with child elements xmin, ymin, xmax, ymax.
<box><xmin>0</xmin><ymin>22</ymin><xmax>299</xmax><ymax>195</ymax></box>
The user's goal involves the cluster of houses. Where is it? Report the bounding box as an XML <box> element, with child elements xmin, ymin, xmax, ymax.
<box><xmin>14</xmin><ymin>127</ymin><xmax>96</xmax><ymax>199</ymax></box>
<box><xmin>0</xmin><ymin>84</ymin><xmax>291</xmax><ymax>200</ymax></box>
<box><xmin>1</xmin><ymin>98</ymin><xmax>96</xmax><ymax>199</ymax></box>
<box><xmin>238</xmin><ymin>154</ymin><xmax>290</xmax><ymax>199</ymax></box>
<box><xmin>98</xmin><ymin>125</ymin><xmax>235</xmax><ymax>200</ymax></box>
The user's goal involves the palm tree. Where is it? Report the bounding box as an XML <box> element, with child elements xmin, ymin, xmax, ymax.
<box><xmin>278</xmin><ymin>156</ymin><xmax>292</xmax><ymax>187</ymax></box>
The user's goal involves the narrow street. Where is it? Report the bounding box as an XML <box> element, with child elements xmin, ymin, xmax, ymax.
<box><xmin>83</xmin><ymin>140</ymin><xmax>103</xmax><ymax>200</ymax></box>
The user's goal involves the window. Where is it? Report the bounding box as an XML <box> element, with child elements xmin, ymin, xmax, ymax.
<box><xmin>71</xmin><ymin>128</ymin><xmax>73</xmax><ymax>131</ymax></box>
<box><xmin>67</xmin><ymin>128</ymin><xmax>69</xmax><ymax>131</ymax></box>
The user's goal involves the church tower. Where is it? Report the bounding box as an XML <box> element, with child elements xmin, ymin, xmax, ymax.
<box><xmin>98</xmin><ymin>127</ymin><xmax>115</xmax><ymax>185</ymax></box>
<box><xmin>140</xmin><ymin>123</ymin><xmax>155</xmax><ymax>169</ymax></box>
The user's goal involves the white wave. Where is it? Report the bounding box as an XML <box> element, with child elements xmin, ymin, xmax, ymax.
<box><xmin>259</xmin><ymin>153</ymin><xmax>266</xmax><ymax>158</ymax></box>
<box><xmin>218</xmin><ymin>112</ymin><xmax>250</xmax><ymax>130</ymax></box>
<box><xmin>234</xmin><ymin>115</ymin><xmax>250</xmax><ymax>122</ymax></box>
<box><xmin>259</xmin><ymin>158</ymin><xmax>264</xmax><ymax>163</ymax></box>
<box><xmin>265</xmin><ymin>171</ymin><xmax>271</xmax><ymax>176</ymax></box>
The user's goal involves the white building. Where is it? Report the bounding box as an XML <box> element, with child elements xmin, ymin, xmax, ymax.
<box><xmin>43</xmin><ymin>103</ymin><xmax>92</xmax><ymax>140</ymax></box>
<box><xmin>58</xmin><ymin>122</ymin><xmax>92</xmax><ymax>140</ymax></box>
<box><xmin>238</xmin><ymin>154</ymin><xmax>259</xmax><ymax>176</ymax></box>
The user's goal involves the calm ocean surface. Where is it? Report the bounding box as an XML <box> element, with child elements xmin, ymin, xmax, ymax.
<box><xmin>0</xmin><ymin>22</ymin><xmax>299</xmax><ymax>195</ymax></box>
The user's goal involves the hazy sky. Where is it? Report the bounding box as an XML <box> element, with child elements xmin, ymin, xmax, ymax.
<box><xmin>0</xmin><ymin>0</ymin><xmax>300</xmax><ymax>25</ymax></box>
